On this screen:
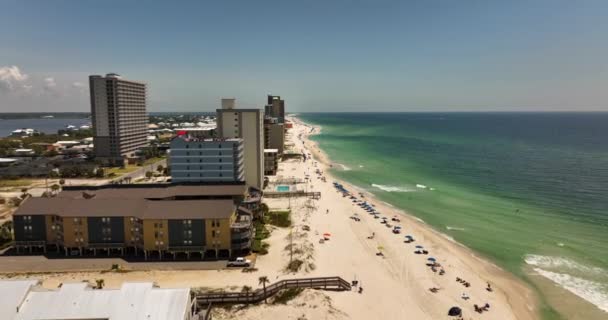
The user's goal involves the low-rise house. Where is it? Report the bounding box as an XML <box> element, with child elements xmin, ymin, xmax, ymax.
<box><xmin>0</xmin><ymin>280</ymin><xmax>196</xmax><ymax>320</ymax></box>
<box><xmin>14</xmin><ymin>149</ymin><xmax>35</xmax><ymax>156</ymax></box>
<box><xmin>11</xmin><ymin>128</ymin><xmax>36</xmax><ymax>137</ymax></box>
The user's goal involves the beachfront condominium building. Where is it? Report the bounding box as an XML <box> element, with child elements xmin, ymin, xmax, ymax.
<box><xmin>170</xmin><ymin>135</ymin><xmax>245</xmax><ymax>183</ymax></box>
<box><xmin>89</xmin><ymin>73</ymin><xmax>148</xmax><ymax>165</ymax></box>
<box><xmin>264</xmin><ymin>117</ymin><xmax>285</xmax><ymax>155</ymax></box>
<box><xmin>12</xmin><ymin>183</ymin><xmax>254</xmax><ymax>259</ymax></box>
<box><xmin>216</xmin><ymin>99</ymin><xmax>264</xmax><ymax>189</ymax></box>
<box><xmin>265</xmin><ymin>95</ymin><xmax>285</xmax><ymax>123</ymax></box>
<box><xmin>264</xmin><ymin>149</ymin><xmax>279</xmax><ymax>176</ymax></box>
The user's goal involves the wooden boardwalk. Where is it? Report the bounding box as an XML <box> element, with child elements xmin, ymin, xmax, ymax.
<box><xmin>196</xmin><ymin>276</ymin><xmax>351</xmax><ymax>306</ymax></box>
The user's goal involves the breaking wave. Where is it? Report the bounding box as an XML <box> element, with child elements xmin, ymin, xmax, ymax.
<box><xmin>336</xmin><ymin>163</ymin><xmax>352</xmax><ymax>171</ymax></box>
<box><xmin>371</xmin><ymin>184</ymin><xmax>414</xmax><ymax>193</ymax></box>
<box><xmin>524</xmin><ymin>255</ymin><xmax>604</xmax><ymax>275</ymax></box>
<box><xmin>446</xmin><ymin>226</ymin><xmax>465</xmax><ymax>231</ymax></box>
<box><xmin>533</xmin><ymin>268</ymin><xmax>608</xmax><ymax>313</ymax></box>
<box><xmin>416</xmin><ymin>184</ymin><xmax>427</xmax><ymax>189</ymax></box>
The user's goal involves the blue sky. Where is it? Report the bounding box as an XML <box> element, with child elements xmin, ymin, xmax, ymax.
<box><xmin>1</xmin><ymin>0</ymin><xmax>608</xmax><ymax>112</ymax></box>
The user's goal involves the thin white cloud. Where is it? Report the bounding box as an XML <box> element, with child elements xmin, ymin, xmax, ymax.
<box><xmin>0</xmin><ymin>65</ymin><xmax>29</xmax><ymax>92</ymax></box>
<box><xmin>72</xmin><ymin>81</ymin><xmax>85</xmax><ymax>88</ymax></box>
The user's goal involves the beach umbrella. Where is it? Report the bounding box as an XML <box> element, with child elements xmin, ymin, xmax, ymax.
<box><xmin>377</xmin><ymin>246</ymin><xmax>384</xmax><ymax>251</ymax></box>
<box><xmin>427</xmin><ymin>257</ymin><xmax>436</xmax><ymax>262</ymax></box>
<box><xmin>448</xmin><ymin>307</ymin><xmax>462</xmax><ymax>316</ymax></box>
<box><xmin>415</xmin><ymin>245</ymin><xmax>424</xmax><ymax>249</ymax></box>
<box><xmin>323</xmin><ymin>233</ymin><xmax>331</xmax><ymax>237</ymax></box>
<box><xmin>405</xmin><ymin>235</ymin><xmax>413</xmax><ymax>238</ymax></box>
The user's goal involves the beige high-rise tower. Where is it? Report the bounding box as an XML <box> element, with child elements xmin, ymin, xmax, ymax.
<box><xmin>216</xmin><ymin>99</ymin><xmax>264</xmax><ymax>189</ymax></box>
<box><xmin>89</xmin><ymin>73</ymin><xmax>148</xmax><ymax>165</ymax></box>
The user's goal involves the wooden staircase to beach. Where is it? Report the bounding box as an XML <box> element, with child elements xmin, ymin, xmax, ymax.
<box><xmin>195</xmin><ymin>276</ymin><xmax>351</xmax><ymax>306</ymax></box>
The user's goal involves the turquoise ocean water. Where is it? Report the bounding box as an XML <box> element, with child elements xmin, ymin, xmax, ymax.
<box><xmin>298</xmin><ymin>113</ymin><xmax>608</xmax><ymax>319</ymax></box>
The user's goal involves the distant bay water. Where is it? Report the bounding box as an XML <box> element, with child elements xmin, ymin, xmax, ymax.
<box><xmin>0</xmin><ymin>117</ymin><xmax>91</xmax><ymax>137</ymax></box>
<box><xmin>298</xmin><ymin>112</ymin><xmax>608</xmax><ymax>319</ymax></box>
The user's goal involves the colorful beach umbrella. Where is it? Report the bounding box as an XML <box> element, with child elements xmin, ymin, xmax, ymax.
<box><xmin>415</xmin><ymin>245</ymin><xmax>424</xmax><ymax>249</ymax></box>
<box><xmin>427</xmin><ymin>257</ymin><xmax>436</xmax><ymax>261</ymax></box>
<box><xmin>323</xmin><ymin>233</ymin><xmax>331</xmax><ymax>237</ymax></box>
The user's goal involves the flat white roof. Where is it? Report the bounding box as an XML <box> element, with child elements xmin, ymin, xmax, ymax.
<box><xmin>14</xmin><ymin>149</ymin><xmax>33</xmax><ymax>152</ymax></box>
<box><xmin>0</xmin><ymin>158</ymin><xmax>18</xmax><ymax>163</ymax></box>
<box><xmin>0</xmin><ymin>280</ymin><xmax>191</xmax><ymax>320</ymax></box>
<box><xmin>264</xmin><ymin>148</ymin><xmax>279</xmax><ymax>153</ymax></box>
<box><xmin>0</xmin><ymin>280</ymin><xmax>39</xmax><ymax>320</ymax></box>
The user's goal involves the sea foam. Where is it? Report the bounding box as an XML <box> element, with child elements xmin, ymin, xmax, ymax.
<box><xmin>337</xmin><ymin>163</ymin><xmax>352</xmax><ymax>171</ymax></box>
<box><xmin>446</xmin><ymin>226</ymin><xmax>465</xmax><ymax>231</ymax></box>
<box><xmin>371</xmin><ymin>184</ymin><xmax>414</xmax><ymax>193</ymax></box>
<box><xmin>524</xmin><ymin>254</ymin><xmax>604</xmax><ymax>275</ymax></box>
<box><xmin>416</xmin><ymin>184</ymin><xmax>427</xmax><ymax>189</ymax></box>
<box><xmin>533</xmin><ymin>268</ymin><xmax>608</xmax><ymax>313</ymax></box>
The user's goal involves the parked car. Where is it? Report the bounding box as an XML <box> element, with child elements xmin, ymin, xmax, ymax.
<box><xmin>227</xmin><ymin>257</ymin><xmax>251</xmax><ymax>267</ymax></box>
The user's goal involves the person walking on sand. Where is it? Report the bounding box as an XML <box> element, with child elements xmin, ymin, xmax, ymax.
<box><xmin>326</xmin><ymin>209</ymin><xmax>329</xmax><ymax>214</ymax></box>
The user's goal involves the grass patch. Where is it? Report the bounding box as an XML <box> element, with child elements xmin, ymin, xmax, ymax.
<box><xmin>266</xmin><ymin>210</ymin><xmax>291</xmax><ymax>227</ymax></box>
<box><xmin>286</xmin><ymin>259</ymin><xmax>304</xmax><ymax>272</ymax></box>
<box><xmin>0</xmin><ymin>179</ymin><xmax>35</xmax><ymax>188</ymax></box>
<box><xmin>272</xmin><ymin>288</ymin><xmax>304</xmax><ymax>304</ymax></box>
<box><xmin>105</xmin><ymin>165</ymin><xmax>139</xmax><ymax>176</ymax></box>
<box><xmin>252</xmin><ymin>220</ymin><xmax>271</xmax><ymax>255</ymax></box>
<box><xmin>142</xmin><ymin>157</ymin><xmax>164</xmax><ymax>166</ymax></box>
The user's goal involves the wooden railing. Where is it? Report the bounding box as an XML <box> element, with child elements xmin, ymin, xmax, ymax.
<box><xmin>263</xmin><ymin>191</ymin><xmax>321</xmax><ymax>199</ymax></box>
<box><xmin>195</xmin><ymin>276</ymin><xmax>350</xmax><ymax>305</ymax></box>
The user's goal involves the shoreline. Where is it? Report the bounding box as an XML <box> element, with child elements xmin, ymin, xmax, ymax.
<box><xmin>292</xmin><ymin>115</ymin><xmax>541</xmax><ymax>319</ymax></box>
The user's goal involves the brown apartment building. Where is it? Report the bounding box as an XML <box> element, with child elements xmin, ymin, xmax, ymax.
<box><xmin>13</xmin><ymin>183</ymin><xmax>256</xmax><ymax>259</ymax></box>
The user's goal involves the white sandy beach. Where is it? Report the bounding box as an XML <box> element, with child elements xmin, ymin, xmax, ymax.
<box><xmin>1</xmin><ymin>116</ymin><xmax>540</xmax><ymax>320</ymax></box>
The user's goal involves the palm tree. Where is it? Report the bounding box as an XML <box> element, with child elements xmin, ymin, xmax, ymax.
<box><xmin>258</xmin><ymin>276</ymin><xmax>270</xmax><ymax>303</ymax></box>
<box><xmin>95</xmin><ymin>279</ymin><xmax>105</xmax><ymax>289</ymax></box>
<box><xmin>59</xmin><ymin>179</ymin><xmax>65</xmax><ymax>186</ymax></box>
<box><xmin>241</xmin><ymin>285</ymin><xmax>253</xmax><ymax>299</ymax></box>
<box><xmin>50</xmin><ymin>184</ymin><xmax>60</xmax><ymax>195</ymax></box>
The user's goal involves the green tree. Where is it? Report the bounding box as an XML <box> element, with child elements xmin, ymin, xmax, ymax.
<box><xmin>59</xmin><ymin>179</ymin><xmax>65</xmax><ymax>186</ymax></box>
<box><xmin>145</xmin><ymin>171</ymin><xmax>153</xmax><ymax>179</ymax></box>
<box><xmin>258</xmin><ymin>276</ymin><xmax>270</xmax><ymax>303</ymax></box>
<box><xmin>50</xmin><ymin>184</ymin><xmax>60</xmax><ymax>194</ymax></box>
<box><xmin>157</xmin><ymin>164</ymin><xmax>164</xmax><ymax>173</ymax></box>
<box><xmin>95</xmin><ymin>168</ymin><xmax>105</xmax><ymax>178</ymax></box>
<box><xmin>95</xmin><ymin>279</ymin><xmax>105</xmax><ymax>289</ymax></box>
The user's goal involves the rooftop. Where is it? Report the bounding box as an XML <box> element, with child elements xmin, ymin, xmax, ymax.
<box><xmin>172</xmin><ymin>135</ymin><xmax>242</xmax><ymax>143</ymax></box>
<box><xmin>0</xmin><ymin>280</ymin><xmax>192</xmax><ymax>320</ymax></box>
<box><xmin>15</xmin><ymin>197</ymin><xmax>236</xmax><ymax>220</ymax></box>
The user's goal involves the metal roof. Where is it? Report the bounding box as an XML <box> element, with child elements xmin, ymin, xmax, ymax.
<box><xmin>0</xmin><ymin>280</ymin><xmax>39</xmax><ymax>320</ymax></box>
<box><xmin>0</xmin><ymin>280</ymin><xmax>192</xmax><ymax>320</ymax></box>
<box><xmin>59</xmin><ymin>183</ymin><xmax>247</xmax><ymax>199</ymax></box>
<box><xmin>15</xmin><ymin>197</ymin><xmax>236</xmax><ymax>220</ymax></box>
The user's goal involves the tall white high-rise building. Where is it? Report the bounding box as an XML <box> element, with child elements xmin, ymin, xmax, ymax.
<box><xmin>216</xmin><ymin>99</ymin><xmax>264</xmax><ymax>189</ymax></box>
<box><xmin>89</xmin><ymin>73</ymin><xmax>148</xmax><ymax>165</ymax></box>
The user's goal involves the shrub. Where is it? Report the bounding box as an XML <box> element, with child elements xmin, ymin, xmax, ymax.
<box><xmin>272</xmin><ymin>288</ymin><xmax>304</xmax><ymax>304</ymax></box>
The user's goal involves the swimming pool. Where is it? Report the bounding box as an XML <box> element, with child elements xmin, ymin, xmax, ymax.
<box><xmin>276</xmin><ymin>185</ymin><xmax>290</xmax><ymax>192</ymax></box>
